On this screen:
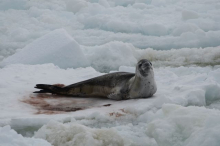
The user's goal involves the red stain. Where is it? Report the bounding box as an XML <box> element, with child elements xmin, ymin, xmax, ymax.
<box><xmin>22</xmin><ymin>93</ymin><xmax>113</xmax><ymax>115</ymax></box>
<box><xmin>22</xmin><ymin>94</ymin><xmax>84</xmax><ymax>115</ymax></box>
<box><xmin>109</xmin><ymin>108</ymin><xmax>127</xmax><ymax>117</ymax></box>
<box><xmin>109</xmin><ymin>112</ymin><xmax>125</xmax><ymax>117</ymax></box>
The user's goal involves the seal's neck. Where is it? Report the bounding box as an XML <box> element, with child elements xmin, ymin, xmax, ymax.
<box><xmin>131</xmin><ymin>69</ymin><xmax>155</xmax><ymax>91</ymax></box>
<box><xmin>135</xmin><ymin>68</ymin><xmax>155</xmax><ymax>81</ymax></box>
<box><xmin>128</xmin><ymin>69</ymin><xmax>156</xmax><ymax>98</ymax></box>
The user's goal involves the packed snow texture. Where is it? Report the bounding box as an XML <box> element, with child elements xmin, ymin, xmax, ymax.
<box><xmin>35</xmin><ymin>121</ymin><xmax>125</xmax><ymax>146</ymax></box>
<box><xmin>1</xmin><ymin>0</ymin><xmax>220</xmax><ymax>146</ymax></box>
<box><xmin>1</xmin><ymin>0</ymin><xmax>220</xmax><ymax>63</ymax></box>
<box><xmin>0</xmin><ymin>125</ymin><xmax>51</xmax><ymax>146</ymax></box>
<box><xmin>0</xmin><ymin>29</ymin><xmax>89</xmax><ymax>69</ymax></box>
<box><xmin>34</xmin><ymin>104</ymin><xmax>220</xmax><ymax>146</ymax></box>
<box><xmin>83</xmin><ymin>42</ymin><xmax>220</xmax><ymax>72</ymax></box>
<box><xmin>1</xmin><ymin>29</ymin><xmax>220</xmax><ymax>72</ymax></box>
<box><xmin>0</xmin><ymin>64</ymin><xmax>220</xmax><ymax>146</ymax></box>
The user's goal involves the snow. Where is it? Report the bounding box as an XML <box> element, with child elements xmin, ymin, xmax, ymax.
<box><xmin>66</xmin><ymin>0</ymin><xmax>88</xmax><ymax>13</ymax></box>
<box><xmin>0</xmin><ymin>29</ymin><xmax>89</xmax><ymax>69</ymax></box>
<box><xmin>32</xmin><ymin>104</ymin><xmax>220</xmax><ymax>146</ymax></box>
<box><xmin>83</xmin><ymin>41</ymin><xmax>138</xmax><ymax>72</ymax></box>
<box><xmin>182</xmin><ymin>10</ymin><xmax>199</xmax><ymax>21</ymax></box>
<box><xmin>146</xmin><ymin>104</ymin><xmax>220</xmax><ymax>146</ymax></box>
<box><xmin>34</xmin><ymin>121</ymin><xmax>124</xmax><ymax>146</ymax></box>
<box><xmin>0</xmin><ymin>125</ymin><xmax>51</xmax><ymax>146</ymax></box>
<box><xmin>0</xmin><ymin>0</ymin><xmax>220</xmax><ymax>145</ymax></box>
<box><xmin>2</xmin><ymin>29</ymin><xmax>220</xmax><ymax>72</ymax></box>
<box><xmin>1</xmin><ymin>0</ymin><xmax>220</xmax><ymax>61</ymax></box>
<box><xmin>0</xmin><ymin>64</ymin><xmax>220</xmax><ymax>145</ymax></box>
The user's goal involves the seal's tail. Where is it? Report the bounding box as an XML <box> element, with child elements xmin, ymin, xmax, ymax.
<box><xmin>34</xmin><ymin>84</ymin><xmax>65</xmax><ymax>94</ymax></box>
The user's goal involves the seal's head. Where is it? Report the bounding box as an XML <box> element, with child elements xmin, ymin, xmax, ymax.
<box><xmin>136</xmin><ymin>59</ymin><xmax>153</xmax><ymax>77</ymax></box>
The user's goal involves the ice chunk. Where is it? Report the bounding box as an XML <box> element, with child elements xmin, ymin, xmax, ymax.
<box><xmin>82</xmin><ymin>41</ymin><xmax>138</xmax><ymax>72</ymax></box>
<box><xmin>204</xmin><ymin>84</ymin><xmax>220</xmax><ymax>105</ymax></box>
<box><xmin>151</xmin><ymin>0</ymin><xmax>166</xmax><ymax>6</ymax></box>
<box><xmin>114</xmin><ymin>0</ymin><xmax>135</xmax><ymax>6</ymax></box>
<box><xmin>1</xmin><ymin>0</ymin><xmax>220</xmax><ymax>57</ymax></box>
<box><xmin>185</xmin><ymin>89</ymin><xmax>206</xmax><ymax>106</ymax></box>
<box><xmin>65</xmin><ymin>0</ymin><xmax>88</xmax><ymax>13</ymax></box>
<box><xmin>182</xmin><ymin>10</ymin><xmax>199</xmax><ymax>21</ymax></box>
<box><xmin>0</xmin><ymin>29</ymin><xmax>89</xmax><ymax>69</ymax></box>
<box><xmin>99</xmin><ymin>0</ymin><xmax>110</xmax><ymax>8</ymax></box>
<box><xmin>0</xmin><ymin>0</ymin><xmax>27</xmax><ymax>10</ymax></box>
<box><xmin>172</xmin><ymin>23</ymin><xmax>199</xmax><ymax>36</ymax></box>
<box><xmin>0</xmin><ymin>125</ymin><xmax>51</xmax><ymax>146</ymax></box>
<box><xmin>138</xmin><ymin>46</ymin><xmax>220</xmax><ymax>68</ymax></box>
<box><xmin>34</xmin><ymin>121</ymin><xmax>124</xmax><ymax>146</ymax></box>
<box><xmin>146</xmin><ymin>104</ymin><xmax>220</xmax><ymax>146</ymax></box>
<box><xmin>142</xmin><ymin>23</ymin><xmax>168</xmax><ymax>36</ymax></box>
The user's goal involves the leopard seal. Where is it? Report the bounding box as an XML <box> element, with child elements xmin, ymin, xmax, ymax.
<box><xmin>34</xmin><ymin>59</ymin><xmax>157</xmax><ymax>100</ymax></box>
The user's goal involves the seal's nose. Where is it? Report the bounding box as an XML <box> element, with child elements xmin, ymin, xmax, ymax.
<box><xmin>143</xmin><ymin>62</ymin><xmax>150</xmax><ymax>67</ymax></box>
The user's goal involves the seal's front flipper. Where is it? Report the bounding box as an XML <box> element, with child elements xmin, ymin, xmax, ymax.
<box><xmin>107</xmin><ymin>93</ymin><xmax>123</xmax><ymax>100</ymax></box>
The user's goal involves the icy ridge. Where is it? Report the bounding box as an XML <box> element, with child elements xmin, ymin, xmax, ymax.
<box><xmin>1</xmin><ymin>29</ymin><xmax>220</xmax><ymax>72</ymax></box>
<box><xmin>1</xmin><ymin>0</ymin><xmax>220</xmax><ymax>61</ymax></box>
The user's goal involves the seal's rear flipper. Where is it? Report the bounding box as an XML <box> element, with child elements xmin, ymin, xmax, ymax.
<box><xmin>34</xmin><ymin>84</ymin><xmax>62</xmax><ymax>94</ymax></box>
<box><xmin>33</xmin><ymin>90</ymin><xmax>50</xmax><ymax>93</ymax></box>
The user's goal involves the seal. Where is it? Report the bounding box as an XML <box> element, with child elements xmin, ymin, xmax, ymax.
<box><xmin>34</xmin><ymin>59</ymin><xmax>157</xmax><ymax>100</ymax></box>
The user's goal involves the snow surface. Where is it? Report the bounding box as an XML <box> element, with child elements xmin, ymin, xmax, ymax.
<box><xmin>0</xmin><ymin>0</ymin><xmax>220</xmax><ymax>146</ymax></box>
<box><xmin>1</xmin><ymin>0</ymin><xmax>220</xmax><ymax>62</ymax></box>
<box><xmin>0</xmin><ymin>29</ymin><xmax>89</xmax><ymax>69</ymax></box>
<box><xmin>0</xmin><ymin>125</ymin><xmax>51</xmax><ymax>146</ymax></box>
<box><xmin>1</xmin><ymin>29</ymin><xmax>220</xmax><ymax>72</ymax></box>
<box><xmin>0</xmin><ymin>64</ymin><xmax>220</xmax><ymax>146</ymax></box>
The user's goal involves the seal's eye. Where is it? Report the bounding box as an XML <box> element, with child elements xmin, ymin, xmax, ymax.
<box><xmin>138</xmin><ymin>63</ymin><xmax>142</xmax><ymax>68</ymax></box>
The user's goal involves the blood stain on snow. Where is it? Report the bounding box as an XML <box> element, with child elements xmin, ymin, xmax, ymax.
<box><xmin>22</xmin><ymin>94</ymin><xmax>86</xmax><ymax>115</ymax></box>
<box><xmin>109</xmin><ymin>108</ymin><xmax>128</xmax><ymax>117</ymax></box>
<box><xmin>109</xmin><ymin>112</ymin><xmax>125</xmax><ymax>117</ymax></box>
<box><xmin>22</xmin><ymin>94</ymin><xmax>113</xmax><ymax>115</ymax></box>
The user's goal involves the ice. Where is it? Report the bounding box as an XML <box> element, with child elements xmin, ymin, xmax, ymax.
<box><xmin>182</xmin><ymin>10</ymin><xmax>199</xmax><ymax>21</ymax></box>
<box><xmin>66</xmin><ymin>0</ymin><xmax>88</xmax><ymax>13</ymax></box>
<box><xmin>0</xmin><ymin>64</ymin><xmax>220</xmax><ymax>145</ymax></box>
<box><xmin>34</xmin><ymin>121</ymin><xmax>124</xmax><ymax>146</ymax></box>
<box><xmin>0</xmin><ymin>0</ymin><xmax>27</xmax><ymax>11</ymax></box>
<box><xmin>98</xmin><ymin>0</ymin><xmax>110</xmax><ymax>8</ymax></box>
<box><xmin>172</xmin><ymin>23</ymin><xmax>199</xmax><ymax>36</ymax></box>
<box><xmin>1</xmin><ymin>0</ymin><xmax>220</xmax><ymax>61</ymax></box>
<box><xmin>33</xmin><ymin>103</ymin><xmax>220</xmax><ymax>146</ymax></box>
<box><xmin>83</xmin><ymin>41</ymin><xmax>138</xmax><ymax>72</ymax></box>
<box><xmin>137</xmin><ymin>46</ymin><xmax>220</xmax><ymax>68</ymax></box>
<box><xmin>146</xmin><ymin>104</ymin><xmax>220</xmax><ymax>146</ymax></box>
<box><xmin>0</xmin><ymin>125</ymin><xmax>51</xmax><ymax>146</ymax></box>
<box><xmin>142</xmin><ymin>23</ymin><xmax>168</xmax><ymax>36</ymax></box>
<box><xmin>0</xmin><ymin>29</ymin><xmax>89</xmax><ymax>69</ymax></box>
<box><xmin>1</xmin><ymin>30</ymin><xmax>220</xmax><ymax>72</ymax></box>
<box><xmin>204</xmin><ymin>84</ymin><xmax>220</xmax><ymax>105</ymax></box>
<box><xmin>0</xmin><ymin>0</ymin><xmax>220</xmax><ymax>145</ymax></box>
<box><xmin>84</xmin><ymin>44</ymin><xmax>220</xmax><ymax>72</ymax></box>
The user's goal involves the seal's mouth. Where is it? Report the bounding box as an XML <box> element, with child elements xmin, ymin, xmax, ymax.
<box><xmin>141</xmin><ymin>62</ymin><xmax>151</xmax><ymax>71</ymax></box>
